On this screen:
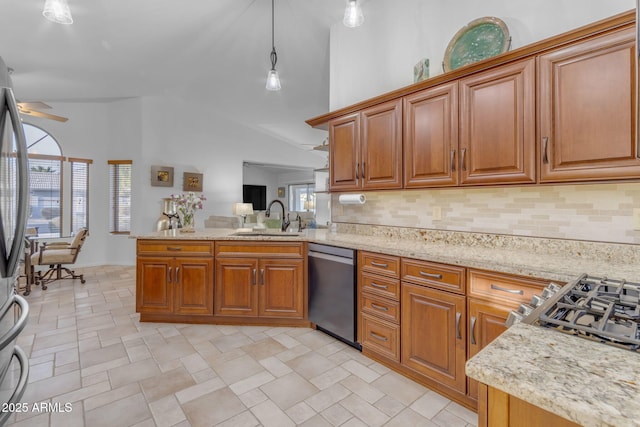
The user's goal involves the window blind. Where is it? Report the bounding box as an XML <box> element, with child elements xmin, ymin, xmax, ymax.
<box><xmin>108</xmin><ymin>160</ymin><xmax>132</xmax><ymax>234</ymax></box>
<box><xmin>27</xmin><ymin>154</ymin><xmax>64</xmax><ymax>238</ymax></box>
<box><xmin>69</xmin><ymin>158</ymin><xmax>92</xmax><ymax>234</ymax></box>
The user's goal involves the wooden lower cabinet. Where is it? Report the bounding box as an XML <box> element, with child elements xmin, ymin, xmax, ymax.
<box><xmin>466</xmin><ymin>299</ymin><xmax>511</xmax><ymax>399</ymax></box>
<box><xmin>401</xmin><ymin>282</ymin><xmax>467</xmax><ymax>393</ymax></box>
<box><xmin>215</xmin><ymin>242</ymin><xmax>306</xmax><ymax>321</ymax></box>
<box><xmin>137</xmin><ymin>257</ymin><xmax>214</xmax><ymax>315</ymax></box>
<box><xmin>478</xmin><ymin>384</ymin><xmax>580</xmax><ymax>427</ymax></box>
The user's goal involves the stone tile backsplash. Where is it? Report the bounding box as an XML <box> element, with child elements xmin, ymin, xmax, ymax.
<box><xmin>330</xmin><ymin>183</ymin><xmax>640</xmax><ymax>244</ymax></box>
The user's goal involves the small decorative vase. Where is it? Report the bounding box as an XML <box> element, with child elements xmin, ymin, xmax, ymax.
<box><xmin>180</xmin><ymin>211</ymin><xmax>195</xmax><ymax>232</ymax></box>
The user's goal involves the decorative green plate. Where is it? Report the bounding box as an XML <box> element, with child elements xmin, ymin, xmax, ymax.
<box><xmin>443</xmin><ymin>17</ymin><xmax>510</xmax><ymax>72</ymax></box>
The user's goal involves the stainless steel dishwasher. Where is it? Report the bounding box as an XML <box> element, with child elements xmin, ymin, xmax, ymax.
<box><xmin>308</xmin><ymin>243</ymin><xmax>360</xmax><ymax>350</ymax></box>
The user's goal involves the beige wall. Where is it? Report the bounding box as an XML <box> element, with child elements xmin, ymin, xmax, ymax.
<box><xmin>331</xmin><ymin>183</ymin><xmax>640</xmax><ymax>244</ymax></box>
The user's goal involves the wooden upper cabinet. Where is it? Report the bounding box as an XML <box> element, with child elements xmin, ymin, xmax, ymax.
<box><xmin>329</xmin><ymin>100</ymin><xmax>402</xmax><ymax>192</ymax></box>
<box><xmin>404</xmin><ymin>82</ymin><xmax>459</xmax><ymax>187</ymax></box>
<box><xmin>329</xmin><ymin>113</ymin><xmax>360</xmax><ymax>191</ymax></box>
<box><xmin>459</xmin><ymin>58</ymin><xmax>536</xmax><ymax>185</ymax></box>
<box><xmin>361</xmin><ymin>99</ymin><xmax>403</xmax><ymax>190</ymax></box>
<box><xmin>539</xmin><ymin>27</ymin><xmax>640</xmax><ymax>182</ymax></box>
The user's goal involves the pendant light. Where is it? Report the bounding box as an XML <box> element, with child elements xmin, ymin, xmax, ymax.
<box><xmin>265</xmin><ymin>0</ymin><xmax>281</xmax><ymax>91</ymax></box>
<box><xmin>43</xmin><ymin>0</ymin><xmax>73</xmax><ymax>25</ymax></box>
<box><xmin>343</xmin><ymin>0</ymin><xmax>364</xmax><ymax>28</ymax></box>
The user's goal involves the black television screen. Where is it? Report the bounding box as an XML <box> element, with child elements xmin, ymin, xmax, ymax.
<box><xmin>243</xmin><ymin>185</ymin><xmax>267</xmax><ymax>210</ymax></box>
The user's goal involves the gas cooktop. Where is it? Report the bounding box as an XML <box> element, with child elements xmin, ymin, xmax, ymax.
<box><xmin>507</xmin><ymin>274</ymin><xmax>640</xmax><ymax>352</ymax></box>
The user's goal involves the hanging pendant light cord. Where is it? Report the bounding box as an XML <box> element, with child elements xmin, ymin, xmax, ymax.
<box><xmin>270</xmin><ymin>0</ymin><xmax>277</xmax><ymax>71</ymax></box>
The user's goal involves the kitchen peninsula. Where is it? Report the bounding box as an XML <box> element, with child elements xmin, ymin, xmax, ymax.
<box><xmin>134</xmin><ymin>226</ymin><xmax>640</xmax><ymax>414</ymax></box>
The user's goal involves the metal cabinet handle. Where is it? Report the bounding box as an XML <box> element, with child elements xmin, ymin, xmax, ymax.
<box><xmin>362</xmin><ymin>162</ymin><xmax>366</xmax><ymax>179</ymax></box>
<box><xmin>252</xmin><ymin>269</ymin><xmax>257</xmax><ymax>285</ymax></box>
<box><xmin>370</xmin><ymin>282</ymin><xmax>388</xmax><ymax>290</ymax></box>
<box><xmin>491</xmin><ymin>284</ymin><xmax>524</xmax><ymax>295</ymax></box>
<box><xmin>0</xmin><ymin>294</ymin><xmax>29</xmax><ymax>349</ymax></box>
<box><xmin>260</xmin><ymin>269</ymin><xmax>265</xmax><ymax>285</ymax></box>
<box><xmin>370</xmin><ymin>332</ymin><xmax>388</xmax><ymax>342</ymax></box>
<box><xmin>461</xmin><ymin>148</ymin><xmax>467</xmax><ymax>171</ymax></box>
<box><xmin>455</xmin><ymin>312</ymin><xmax>462</xmax><ymax>340</ymax></box>
<box><xmin>355</xmin><ymin>162</ymin><xmax>359</xmax><ymax>179</ymax></box>
<box><xmin>419</xmin><ymin>271</ymin><xmax>442</xmax><ymax>280</ymax></box>
<box><xmin>450</xmin><ymin>149</ymin><xmax>456</xmax><ymax>172</ymax></box>
<box><xmin>470</xmin><ymin>316</ymin><xmax>477</xmax><ymax>345</ymax></box>
<box><xmin>371</xmin><ymin>303</ymin><xmax>389</xmax><ymax>312</ymax></box>
<box><xmin>167</xmin><ymin>267</ymin><xmax>172</xmax><ymax>284</ymax></box>
<box><xmin>175</xmin><ymin>267</ymin><xmax>179</xmax><ymax>283</ymax></box>
<box><xmin>0</xmin><ymin>346</ymin><xmax>29</xmax><ymax>426</ymax></box>
<box><xmin>542</xmin><ymin>137</ymin><xmax>549</xmax><ymax>164</ymax></box>
<box><xmin>167</xmin><ymin>246</ymin><xmax>182</xmax><ymax>251</ymax></box>
<box><xmin>371</xmin><ymin>261</ymin><xmax>388</xmax><ymax>268</ymax></box>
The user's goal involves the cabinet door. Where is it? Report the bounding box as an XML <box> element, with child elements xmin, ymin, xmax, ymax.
<box><xmin>401</xmin><ymin>283</ymin><xmax>466</xmax><ymax>393</ymax></box>
<box><xmin>404</xmin><ymin>82</ymin><xmax>459</xmax><ymax>187</ymax></box>
<box><xmin>215</xmin><ymin>258</ymin><xmax>259</xmax><ymax>316</ymax></box>
<box><xmin>539</xmin><ymin>28</ymin><xmax>640</xmax><ymax>182</ymax></box>
<box><xmin>259</xmin><ymin>258</ymin><xmax>305</xmax><ymax>318</ymax></box>
<box><xmin>467</xmin><ymin>298</ymin><xmax>510</xmax><ymax>400</ymax></box>
<box><xmin>329</xmin><ymin>113</ymin><xmax>361</xmax><ymax>191</ymax></box>
<box><xmin>459</xmin><ymin>58</ymin><xmax>536</xmax><ymax>185</ymax></box>
<box><xmin>136</xmin><ymin>257</ymin><xmax>173</xmax><ymax>314</ymax></box>
<box><xmin>361</xmin><ymin>99</ymin><xmax>403</xmax><ymax>190</ymax></box>
<box><xmin>175</xmin><ymin>257</ymin><xmax>214</xmax><ymax>316</ymax></box>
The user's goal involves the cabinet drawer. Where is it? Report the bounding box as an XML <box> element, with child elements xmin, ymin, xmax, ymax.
<box><xmin>216</xmin><ymin>241</ymin><xmax>304</xmax><ymax>258</ymax></box>
<box><xmin>137</xmin><ymin>240</ymin><xmax>214</xmax><ymax>256</ymax></box>
<box><xmin>467</xmin><ymin>269</ymin><xmax>550</xmax><ymax>304</ymax></box>
<box><xmin>359</xmin><ymin>251</ymin><xmax>400</xmax><ymax>278</ymax></box>
<box><xmin>360</xmin><ymin>272</ymin><xmax>400</xmax><ymax>300</ymax></box>
<box><xmin>402</xmin><ymin>259</ymin><xmax>465</xmax><ymax>294</ymax></box>
<box><xmin>360</xmin><ymin>313</ymin><xmax>400</xmax><ymax>362</ymax></box>
<box><xmin>361</xmin><ymin>292</ymin><xmax>399</xmax><ymax>324</ymax></box>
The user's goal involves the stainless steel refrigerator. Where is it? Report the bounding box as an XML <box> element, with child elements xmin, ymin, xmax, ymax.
<box><xmin>0</xmin><ymin>56</ymin><xmax>30</xmax><ymax>426</ymax></box>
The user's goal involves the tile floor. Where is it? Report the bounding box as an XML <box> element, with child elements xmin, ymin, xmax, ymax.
<box><xmin>8</xmin><ymin>265</ymin><xmax>478</xmax><ymax>427</ymax></box>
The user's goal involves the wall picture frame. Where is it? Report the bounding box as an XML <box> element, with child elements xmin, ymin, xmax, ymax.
<box><xmin>183</xmin><ymin>172</ymin><xmax>203</xmax><ymax>192</ymax></box>
<box><xmin>151</xmin><ymin>165</ymin><xmax>174</xmax><ymax>187</ymax></box>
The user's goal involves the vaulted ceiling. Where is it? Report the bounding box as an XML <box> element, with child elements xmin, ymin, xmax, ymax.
<box><xmin>0</xmin><ymin>0</ymin><xmax>348</xmax><ymax>147</ymax></box>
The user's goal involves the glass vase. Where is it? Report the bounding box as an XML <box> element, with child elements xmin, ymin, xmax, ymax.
<box><xmin>180</xmin><ymin>211</ymin><xmax>195</xmax><ymax>232</ymax></box>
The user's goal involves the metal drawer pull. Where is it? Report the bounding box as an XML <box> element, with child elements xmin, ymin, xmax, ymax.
<box><xmin>175</xmin><ymin>267</ymin><xmax>179</xmax><ymax>283</ymax></box>
<box><xmin>260</xmin><ymin>269</ymin><xmax>265</xmax><ymax>285</ymax></box>
<box><xmin>371</xmin><ymin>261</ymin><xmax>388</xmax><ymax>268</ymax></box>
<box><xmin>355</xmin><ymin>162</ymin><xmax>359</xmax><ymax>179</ymax></box>
<box><xmin>455</xmin><ymin>312</ymin><xmax>462</xmax><ymax>340</ymax></box>
<box><xmin>252</xmin><ymin>269</ymin><xmax>257</xmax><ymax>285</ymax></box>
<box><xmin>542</xmin><ymin>137</ymin><xmax>549</xmax><ymax>164</ymax></box>
<box><xmin>491</xmin><ymin>284</ymin><xmax>524</xmax><ymax>295</ymax></box>
<box><xmin>370</xmin><ymin>332</ymin><xmax>388</xmax><ymax>342</ymax></box>
<box><xmin>470</xmin><ymin>316</ymin><xmax>477</xmax><ymax>345</ymax></box>
<box><xmin>362</xmin><ymin>162</ymin><xmax>366</xmax><ymax>179</ymax></box>
<box><xmin>371</xmin><ymin>303</ymin><xmax>389</xmax><ymax>312</ymax></box>
<box><xmin>167</xmin><ymin>246</ymin><xmax>183</xmax><ymax>251</ymax></box>
<box><xmin>167</xmin><ymin>267</ymin><xmax>172</xmax><ymax>284</ymax></box>
<box><xmin>450</xmin><ymin>149</ymin><xmax>456</xmax><ymax>171</ymax></box>
<box><xmin>419</xmin><ymin>271</ymin><xmax>442</xmax><ymax>280</ymax></box>
<box><xmin>370</xmin><ymin>282</ymin><xmax>388</xmax><ymax>290</ymax></box>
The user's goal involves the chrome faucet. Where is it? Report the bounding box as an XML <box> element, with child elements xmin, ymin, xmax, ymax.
<box><xmin>265</xmin><ymin>199</ymin><xmax>290</xmax><ymax>232</ymax></box>
<box><xmin>295</xmin><ymin>213</ymin><xmax>306</xmax><ymax>232</ymax></box>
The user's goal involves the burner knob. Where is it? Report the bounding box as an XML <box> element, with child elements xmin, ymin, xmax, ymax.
<box><xmin>547</xmin><ymin>282</ymin><xmax>562</xmax><ymax>292</ymax></box>
<box><xmin>505</xmin><ymin>310</ymin><xmax>524</xmax><ymax>327</ymax></box>
<box><xmin>517</xmin><ymin>303</ymin><xmax>534</xmax><ymax>316</ymax></box>
<box><xmin>541</xmin><ymin>287</ymin><xmax>556</xmax><ymax>299</ymax></box>
<box><xmin>530</xmin><ymin>294</ymin><xmax>545</xmax><ymax>307</ymax></box>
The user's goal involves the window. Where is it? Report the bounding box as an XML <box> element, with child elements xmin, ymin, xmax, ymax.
<box><xmin>108</xmin><ymin>160</ymin><xmax>132</xmax><ymax>234</ymax></box>
<box><xmin>70</xmin><ymin>158</ymin><xmax>92</xmax><ymax>233</ymax></box>
<box><xmin>288</xmin><ymin>183</ymin><xmax>315</xmax><ymax>213</ymax></box>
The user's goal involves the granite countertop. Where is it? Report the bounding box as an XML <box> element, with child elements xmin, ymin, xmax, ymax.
<box><xmin>135</xmin><ymin>228</ymin><xmax>640</xmax><ymax>283</ymax></box>
<box><xmin>466</xmin><ymin>323</ymin><xmax>640</xmax><ymax>427</ymax></box>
